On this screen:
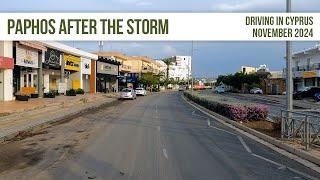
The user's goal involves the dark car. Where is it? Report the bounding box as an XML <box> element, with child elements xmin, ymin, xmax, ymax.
<box><xmin>293</xmin><ymin>87</ymin><xmax>320</xmax><ymax>100</ymax></box>
<box><xmin>314</xmin><ymin>92</ymin><xmax>320</xmax><ymax>102</ymax></box>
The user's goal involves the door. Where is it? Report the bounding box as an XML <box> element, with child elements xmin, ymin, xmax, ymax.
<box><xmin>0</xmin><ymin>70</ymin><xmax>4</xmax><ymax>101</ymax></box>
<box><xmin>271</xmin><ymin>84</ymin><xmax>278</xmax><ymax>95</ymax></box>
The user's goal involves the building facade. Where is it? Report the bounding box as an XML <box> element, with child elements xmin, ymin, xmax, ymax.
<box><xmin>0</xmin><ymin>41</ymin><xmax>14</xmax><ymax>101</ymax></box>
<box><xmin>168</xmin><ymin>56</ymin><xmax>192</xmax><ymax>81</ymax></box>
<box><xmin>96</xmin><ymin>56</ymin><xmax>120</xmax><ymax>93</ymax></box>
<box><xmin>291</xmin><ymin>45</ymin><xmax>320</xmax><ymax>91</ymax></box>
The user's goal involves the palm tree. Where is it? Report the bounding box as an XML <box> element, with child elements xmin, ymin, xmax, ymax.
<box><xmin>162</xmin><ymin>57</ymin><xmax>174</xmax><ymax>81</ymax></box>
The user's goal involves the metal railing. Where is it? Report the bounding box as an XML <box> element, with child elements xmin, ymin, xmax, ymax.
<box><xmin>281</xmin><ymin>110</ymin><xmax>320</xmax><ymax>150</ymax></box>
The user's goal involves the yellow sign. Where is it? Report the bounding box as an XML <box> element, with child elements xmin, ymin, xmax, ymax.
<box><xmin>64</xmin><ymin>54</ymin><xmax>80</xmax><ymax>71</ymax></box>
<box><xmin>72</xmin><ymin>80</ymin><xmax>81</xmax><ymax>89</ymax></box>
<box><xmin>303</xmin><ymin>71</ymin><xmax>317</xmax><ymax>78</ymax></box>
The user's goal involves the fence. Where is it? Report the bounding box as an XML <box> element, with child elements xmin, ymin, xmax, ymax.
<box><xmin>281</xmin><ymin>110</ymin><xmax>320</xmax><ymax>150</ymax></box>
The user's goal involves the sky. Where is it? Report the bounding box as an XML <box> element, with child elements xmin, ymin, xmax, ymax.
<box><xmin>1</xmin><ymin>0</ymin><xmax>320</xmax><ymax>77</ymax></box>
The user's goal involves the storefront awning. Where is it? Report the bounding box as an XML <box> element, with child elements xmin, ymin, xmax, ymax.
<box><xmin>19</xmin><ymin>41</ymin><xmax>47</xmax><ymax>51</ymax></box>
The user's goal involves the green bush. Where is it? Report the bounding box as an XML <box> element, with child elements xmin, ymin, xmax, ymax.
<box><xmin>76</xmin><ymin>88</ymin><xmax>85</xmax><ymax>94</ymax></box>
<box><xmin>66</xmin><ymin>89</ymin><xmax>77</xmax><ymax>96</ymax></box>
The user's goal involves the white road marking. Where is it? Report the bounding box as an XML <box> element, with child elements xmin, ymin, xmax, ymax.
<box><xmin>237</xmin><ymin>136</ymin><xmax>252</xmax><ymax>153</ymax></box>
<box><xmin>182</xmin><ymin>95</ymin><xmax>320</xmax><ymax>179</ymax></box>
<box><xmin>155</xmin><ymin>104</ymin><xmax>158</xmax><ymax>113</ymax></box>
<box><xmin>207</xmin><ymin>119</ymin><xmax>211</xmax><ymax>127</ymax></box>
<box><xmin>211</xmin><ymin>126</ymin><xmax>237</xmax><ymax>136</ymax></box>
<box><xmin>163</xmin><ymin>148</ymin><xmax>168</xmax><ymax>159</ymax></box>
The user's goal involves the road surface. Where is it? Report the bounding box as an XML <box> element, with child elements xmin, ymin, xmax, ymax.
<box><xmin>1</xmin><ymin>92</ymin><xmax>319</xmax><ymax>179</ymax></box>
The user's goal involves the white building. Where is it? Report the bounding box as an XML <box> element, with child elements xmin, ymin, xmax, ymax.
<box><xmin>291</xmin><ymin>44</ymin><xmax>320</xmax><ymax>91</ymax></box>
<box><xmin>168</xmin><ymin>56</ymin><xmax>192</xmax><ymax>81</ymax></box>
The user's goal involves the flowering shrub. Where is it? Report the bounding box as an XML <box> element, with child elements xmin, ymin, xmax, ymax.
<box><xmin>184</xmin><ymin>92</ymin><xmax>269</xmax><ymax>121</ymax></box>
<box><xmin>246</xmin><ymin>105</ymin><xmax>269</xmax><ymax>121</ymax></box>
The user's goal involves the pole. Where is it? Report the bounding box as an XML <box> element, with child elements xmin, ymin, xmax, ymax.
<box><xmin>191</xmin><ymin>41</ymin><xmax>194</xmax><ymax>93</ymax></box>
<box><xmin>285</xmin><ymin>0</ymin><xmax>293</xmax><ymax>138</ymax></box>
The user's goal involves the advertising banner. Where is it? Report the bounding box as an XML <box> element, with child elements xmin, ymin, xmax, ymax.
<box><xmin>81</xmin><ymin>57</ymin><xmax>91</xmax><ymax>75</ymax></box>
<box><xmin>97</xmin><ymin>61</ymin><xmax>118</xmax><ymax>75</ymax></box>
<box><xmin>16</xmin><ymin>44</ymin><xmax>39</xmax><ymax>68</ymax></box>
<box><xmin>44</xmin><ymin>48</ymin><xmax>61</xmax><ymax>69</ymax></box>
<box><xmin>64</xmin><ymin>54</ymin><xmax>80</xmax><ymax>71</ymax></box>
<box><xmin>0</xmin><ymin>56</ymin><xmax>14</xmax><ymax>69</ymax></box>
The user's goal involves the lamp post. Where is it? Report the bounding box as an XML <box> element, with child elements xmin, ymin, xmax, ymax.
<box><xmin>284</xmin><ymin>0</ymin><xmax>293</xmax><ymax>139</ymax></box>
<box><xmin>191</xmin><ymin>41</ymin><xmax>194</xmax><ymax>93</ymax></box>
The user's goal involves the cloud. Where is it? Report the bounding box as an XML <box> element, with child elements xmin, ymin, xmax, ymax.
<box><xmin>136</xmin><ymin>1</ymin><xmax>152</xmax><ymax>7</ymax></box>
<box><xmin>129</xmin><ymin>42</ymin><xmax>142</xmax><ymax>47</ymax></box>
<box><xmin>162</xmin><ymin>45</ymin><xmax>177</xmax><ymax>55</ymax></box>
<box><xmin>212</xmin><ymin>0</ymin><xmax>283</xmax><ymax>12</ymax></box>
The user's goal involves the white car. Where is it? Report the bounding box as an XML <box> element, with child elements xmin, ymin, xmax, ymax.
<box><xmin>120</xmin><ymin>88</ymin><xmax>137</xmax><ymax>100</ymax></box>
<box><xmin>250</xmin><ymin>88</ymin><xmax>263</xmax><ymax>94</ymax></box>
<box><xmin>214</xmin><ymin>86</ymin><xmax>225</xmax><ymax>93</ymax></box>
<box><xmin>135</xmin><ymin>88</ymin><xmax>147</xmax><ymax>96</ymax></box>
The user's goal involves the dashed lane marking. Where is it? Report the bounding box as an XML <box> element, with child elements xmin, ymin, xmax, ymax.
<box><xmin>237</xmin><ymin>136</ymin><xmax>252</xmax><ymax>154</ymax></box>
<box><xmin>163</xmin><ymin>148</ymin><xmax>168</xmax><ymax>159</ymax></box>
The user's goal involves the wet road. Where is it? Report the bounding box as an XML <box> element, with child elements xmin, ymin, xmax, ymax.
<box><xmin>11</xmin><ymin>92</ymin><xmax>320</xmax><ymax>179</ymax></box>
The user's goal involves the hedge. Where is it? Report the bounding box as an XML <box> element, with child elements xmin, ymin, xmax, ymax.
<box><xmin>184</xmin><ymin>92</ymin><xmax>269</xmax><ymax>121</ymax></box>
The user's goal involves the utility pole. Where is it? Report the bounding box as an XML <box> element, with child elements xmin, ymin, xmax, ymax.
<box><xmin>191</xmin><ymin>41</ymin><xmax>194</xmax><ymax>93</ymax></box>
<box><xmin>98</xmin><ymin>41</ymin><xmax>104</xmax><ymax>52</ymax></box>
<box><xmin>284</xmin><ymin>0</ymin><xmax>293</xmax><ymax>138</ymax></box>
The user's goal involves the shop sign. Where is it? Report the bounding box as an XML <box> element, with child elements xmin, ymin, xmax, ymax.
<box><xmin>97</xmin><ymin>61</ymin><xmax>118</xmax><ymax>75</ymax></box>
<box><xmin>303</xmin><ymin>71</ymin><xmax>317</xmax><ymax>78</ymax></box>
<box><xmin>64</xmin><ymin>54</ymin><xmax>80</xmax><ymax>71</ymax></box>
<box><xmin>0</xmin><ymin>56</ymin><xmax>14</xmax><ymax>69</ymax></box>
<box><xmin>58</xmin><ymin>82</ymin><xmax>67</xmax><ymax>94</ymax></box>
<box><xmin>16</xmin><ymin>44</ymin><xmax>39</xmax><ymax>68</ymax></box>
<box><xmin>44</xmin><ymin>48</ymin><xmax>61</xmax><ymax>69</ymax></box>
<box><xmin>81</xmin><ymin>57</ymin><xmax>91</xmax><ymax>75</ymax></box>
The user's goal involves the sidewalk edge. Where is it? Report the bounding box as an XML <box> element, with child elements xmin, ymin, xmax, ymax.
<box><xmin>0</xmin><ymin>98</ymin><xmax>118</xmax><ymax>143</ymax></box>
<box><xmin>182</xmin><ymin>94</ymin><xmax>320</xmax><ymax>173</ymax></box>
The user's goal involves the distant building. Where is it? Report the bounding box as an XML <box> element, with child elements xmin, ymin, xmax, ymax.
<box><xmin>265</xmin><ymin>71</ymin><xmax>286</xmax><ymax>95</ymax></box>
<box><xmin>168</xmin><ymin>56</ymin><xmax>192</xmax><ymax>81</ymax></box>
<box><xmin>240</xmin><ymin>66</ymin><xmax>257</xmax><ymax>74</ymax></box>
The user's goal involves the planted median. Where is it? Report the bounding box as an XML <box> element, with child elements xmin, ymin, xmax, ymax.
<box><xmin>184</xmin><ymin>91</ymin><xmax>269</xmax><ymax>121</ymax></box>
<box><xmin>184</xmin><ymin>91</ymin><xmax>282</xmax><ymax>137</ymax></box>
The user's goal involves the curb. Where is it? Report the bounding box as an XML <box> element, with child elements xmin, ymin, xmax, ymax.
<box><xmin>0</xmin><ymin>98</ymin><xmax>118</xmax><ymax>143</ymax></box>
<box><xmin>182</xmin><ymin>94</ymin><xmax>320</xmax><ymax>172</ymax></box>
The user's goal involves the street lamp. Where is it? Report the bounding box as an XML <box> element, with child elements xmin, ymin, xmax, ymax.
<box><xmin>286</xmin><ymin>0</ymin><xmax>293</xmax><ymax>113</ymax></box>
<box><xmin>283</xmin><ymin>0</ymin><xmax>293</xmax><ymax>139</ymax></box>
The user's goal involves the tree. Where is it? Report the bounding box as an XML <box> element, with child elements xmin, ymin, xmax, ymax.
<box><xmin>139</xmin><ymin>73</ymin><xmax>160</xmax><ymax>91</ymax></box>
<box><xmin>162</xmin><ymin>57</ymin><xmax>174</xmax><ymax>81</ymax></box>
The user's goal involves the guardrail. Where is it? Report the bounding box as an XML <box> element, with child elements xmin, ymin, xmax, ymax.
<box><xmin>281</xmin><ymin>110</ymin><xmax>320</xmax><ymax>150</ymax></box>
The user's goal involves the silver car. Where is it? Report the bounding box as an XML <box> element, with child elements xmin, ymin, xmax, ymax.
<box><xmin>120</xmin><ymin>88</ymin><xmax>137</xmax><ymax>100</ymax></box>
<box><xmin>135</xmin><ymin>88</ymin><xmax>147</xmax><ymax>96</ymax></box>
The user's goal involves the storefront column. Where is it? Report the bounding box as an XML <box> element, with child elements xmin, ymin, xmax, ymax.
<box><xmin>38</xmin><ymin>50</ymin><xmax>44</xmax><ymax>97</ymax></box>
<box><xmin>61</xmin><ymin>54</ymin><xmax>65</xmax><ymax>83</ymax></box>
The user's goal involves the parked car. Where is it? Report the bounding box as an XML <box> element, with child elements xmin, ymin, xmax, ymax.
<box><xmin>250</xmin><ymin>88</ymin><xmax>263</xmax><ymax>94</ymax></box>
<box><xmin>178</xmin><ymin>86</ymin><xmax>186</xmax><ymax>91</ymax></box>
<box><xmin>135</xmin><ymin>88</ymin><xmax>147</xmax><ymax>96</ymax></box>
<box><xmin>120</xmin><ymin>88</ymin><xmax>136</xmax><ymax>100</ymax></box>
<box><xmin>314</xmin><ymin>92</ymin><xmax>320</xmax><ymax>102</ymax></box>
<box><xmin>294</xmin><ymin>87</ymin><xmax>320</xmax><ymax>100</ymax></box>
<box><xmin>214</xmin><ymin>86</ymin><xmax>225</xmax><ymax>93</ymax></box>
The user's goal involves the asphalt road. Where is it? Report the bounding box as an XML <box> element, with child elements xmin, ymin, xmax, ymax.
<box><xmin>21</xmin><ymin>92</ymin><xmax>320</xmax><ymax>179</ymax></box>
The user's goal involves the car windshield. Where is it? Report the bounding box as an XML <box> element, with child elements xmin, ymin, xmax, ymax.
<box><xmin>122</xmin><ymin>89</ymin><xmax>132</xmax><ymax>92</ymax></box>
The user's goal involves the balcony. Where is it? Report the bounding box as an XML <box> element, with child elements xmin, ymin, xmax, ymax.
<box><xmin>291</xmin><ymin>64</ymin><xmax>320</xmax><ymax>78</ymax></box>
<box><xmin>120</xmin><ymin>64</ymin><xmax>132</xmax><ymax>72</ymax></box>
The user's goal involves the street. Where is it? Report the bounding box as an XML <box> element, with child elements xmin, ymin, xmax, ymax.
<box><xmin>0</xmin><ymin>92</ymin><xmax>320</xmax><ymax>179</ymax></box>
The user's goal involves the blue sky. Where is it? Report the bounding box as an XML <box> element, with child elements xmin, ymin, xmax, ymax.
<box><xmin>1</xmin><ymin>0</ymin><xmax>320</xmax><ymax>77</ymax></box>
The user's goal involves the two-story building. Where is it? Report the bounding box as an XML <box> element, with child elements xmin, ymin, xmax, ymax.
<box><xmin>291</xmin><ymin>45</ymin><xmax>320</xmax><ymax>91</ymax></box>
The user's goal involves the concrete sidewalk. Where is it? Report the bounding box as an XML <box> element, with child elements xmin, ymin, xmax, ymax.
<box><xmin>0</xmin><ymin>93</ymin><xmax>119</xmax><ymax>141</ymax></box>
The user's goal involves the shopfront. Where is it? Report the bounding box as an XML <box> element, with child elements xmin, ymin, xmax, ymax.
<box><xmin>96</xmin><ymin>57</ymin><xmax>120</xmax><ymax>93</ymax></box>
<box><xmin>0</xmin><ymin>56</ymin><xmax>14</xmax><ymax>101</ymax></box>
<box><xmin>64</xmin><ymin>54</ymin><xmax>81</xmax><ymax>90</ymax></box>
<box><xmin>13</xmin><ymin>43</ymin><xmax>40</xmax><ymax>95</ymax></box>
<box><xmin>81</xmin><ymin>57</ymin><xmax>91</xmax><ymax>92</ymax></box>
<box><xmin>43</xmin><ymin>48</ymin><xmax>62</xmax><ymax>93</ymax></box>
